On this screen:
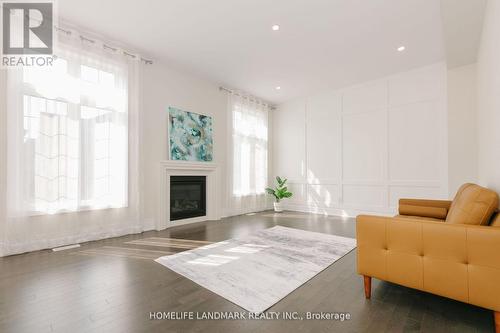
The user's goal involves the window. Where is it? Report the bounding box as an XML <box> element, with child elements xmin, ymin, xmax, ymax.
<box><xmin>24</xmin><ymin>95</ymin><xmax>79</xmax><ymax>213</ymax></box>
<box><xmin>21</xmin><ymin>50</ymin><xmax>128</xmax><ymax>214</ymax></box>
<box><xmin>232</xmin><ymin>100</ymin><xmax>268</xmax><ymax>197</ymax></box>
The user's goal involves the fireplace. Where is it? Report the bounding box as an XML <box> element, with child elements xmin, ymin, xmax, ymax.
<box><xmin>159</xmin><ymin>161</ymin><xmax>219</xmax><ymax>229</ymax></box>
<box><xmin>170</xmin><ymin>176</ymin><xmax>206</xmax><ymax>221</ymax></box>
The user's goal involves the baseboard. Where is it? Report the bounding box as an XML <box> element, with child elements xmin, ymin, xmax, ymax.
<box><xmin>281</xmin><ymin>203</ymin><xmax>395</xmax><ymax>218</ymax></box>
<box><xmin>223</xmin><ymin>205</ymin><xmax>274</xmax><ymax>218</ymax></box>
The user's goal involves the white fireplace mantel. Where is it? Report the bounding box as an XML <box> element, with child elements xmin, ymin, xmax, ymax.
<box><xmin>158</xmin><ymin>161</ymin><xmax>221</xmax><ymax>230</ymax></box>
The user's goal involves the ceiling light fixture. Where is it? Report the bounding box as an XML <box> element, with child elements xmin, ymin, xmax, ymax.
<box><xmin>397</xmin><ymin>46</ymin><xmax>406</xmax><ymax>52</ymax></box>
<box><xmin>275</xmin><ymin>86</ymin><xmax>281</xmax><ymax>90</ymax></box>
<box><xmin>272</xmin><ymin>24</ymin><xmax>280</xmax><ymax>31</ymax></box>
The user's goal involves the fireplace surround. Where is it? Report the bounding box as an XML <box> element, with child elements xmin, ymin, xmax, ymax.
<box><xmin>159</xmin><ymin>161</ymin><xmax>220</xmax><ymax>229</ymax></box>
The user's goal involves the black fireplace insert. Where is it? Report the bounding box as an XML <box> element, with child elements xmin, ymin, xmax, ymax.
<box><xmin>170</xmin><ymin>176</ymin><xmax>206</xmax><ymax>221</ymax></box>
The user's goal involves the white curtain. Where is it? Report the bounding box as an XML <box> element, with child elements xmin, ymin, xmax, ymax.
<box><xmin>2</xmin><ymin>27</ymin><xmax>143</xmax><ymax>256</ymax></box>
<box><xmin>226</xmin><ymin>92</ymin><xmax>271</xmax><ymax>216</ymax></box>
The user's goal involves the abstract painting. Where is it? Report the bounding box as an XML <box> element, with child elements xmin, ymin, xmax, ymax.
<box><xmin>168</xmin><ymin>107</ymin><xmax>213</xmax><ymax>162</ymax></box>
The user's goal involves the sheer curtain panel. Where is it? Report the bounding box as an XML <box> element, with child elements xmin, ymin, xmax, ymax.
<box><xmin>2</xmin><ymin>27</ymin><xmax>143</xmax><ymax>256</ymax></box>
<box><xmin>226</xmin><ymin>92</ymin><xmax>271</xmax><ymax>216</ymax></box>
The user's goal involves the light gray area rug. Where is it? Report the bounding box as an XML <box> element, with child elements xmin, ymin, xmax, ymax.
<box><xmin>155</xmin><ymin>226</ymin><xmax>356</xmax><ymax>313</ymax></box>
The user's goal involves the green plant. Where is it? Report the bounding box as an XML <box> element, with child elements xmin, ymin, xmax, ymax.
<box><xmin>266</xmin><ymin>176</ymin><xmax>293</xmax><ymax>202</ymax></box>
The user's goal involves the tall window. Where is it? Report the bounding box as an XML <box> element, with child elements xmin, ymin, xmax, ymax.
<box><xmin>232</xmin><ymin>98</ymin><xmax>269</xmax><ymax>197</ymax></box>
<box><xmin>20</xmin><ymin>47</ymin><xmax>128</xmax><ymax>214</ymax></box>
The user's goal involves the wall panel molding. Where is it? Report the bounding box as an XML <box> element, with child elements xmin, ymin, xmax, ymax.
<box><xmin>273</xmin><ymin>63</ymin><xmax>448</xmax><ymax>217</ymax></box>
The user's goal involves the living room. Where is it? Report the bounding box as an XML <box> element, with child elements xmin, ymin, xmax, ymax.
<box><xmin>0</xmin><ymin>0</ymin><xmax>499</xmax><ymax>332</ymax></box>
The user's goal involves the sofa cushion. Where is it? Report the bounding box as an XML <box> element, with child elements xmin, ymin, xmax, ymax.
<box><xmin>446</xmin><ymin>183</ymin><xmax>499</xmax><ymax>225</ymax></box>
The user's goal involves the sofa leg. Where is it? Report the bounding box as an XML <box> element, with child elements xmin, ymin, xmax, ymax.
<box><xmin>495</xmin><ymin>311</ymin><xmax>500</xmax><ymax>333</ymax></box>
<box><xmin>363</xmin><ymin>275</ymin><xmax>371</xmax><ymax>299</ymax></box>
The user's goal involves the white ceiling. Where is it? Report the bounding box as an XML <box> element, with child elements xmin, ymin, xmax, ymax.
<box><xmin>58</xmin><ymin>0</ymin><xmax>477</xmax><ymax>104</ymax></box>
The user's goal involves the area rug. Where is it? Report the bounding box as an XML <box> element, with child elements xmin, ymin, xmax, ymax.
<box><xmin>155</xmin><ymin>226</ymin><xmax>356</xmax><ymax>313</ymax></box>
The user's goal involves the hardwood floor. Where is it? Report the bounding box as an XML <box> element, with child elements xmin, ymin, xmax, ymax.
<box><xmin>0</xmin><ymin>211</ymin><xmax>494</xmax><ymax>333</ymax></box>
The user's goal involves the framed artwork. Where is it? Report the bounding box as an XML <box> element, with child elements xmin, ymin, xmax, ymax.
<box><xmin>168</xmin><ymin>107</ymin><xmax>213</xmax><ymax>162</ymax></box>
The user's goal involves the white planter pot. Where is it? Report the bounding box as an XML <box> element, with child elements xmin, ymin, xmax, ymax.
<box><xmin>273</xmin><ymin>201</ymin><xmax>283</xmax><ymax>212</ymax></box>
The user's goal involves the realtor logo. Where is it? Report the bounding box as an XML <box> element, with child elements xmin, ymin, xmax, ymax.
<box><xmin>2</xmin><ymin>2</ymin><xmax>53</xmax><ymax>55</ymax></box>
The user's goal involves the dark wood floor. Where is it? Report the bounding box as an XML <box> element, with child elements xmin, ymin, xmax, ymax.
<box><xmin>0</xmin><ymin>211</ymin><xmax>494</xmax><ymax>333</ymax></box>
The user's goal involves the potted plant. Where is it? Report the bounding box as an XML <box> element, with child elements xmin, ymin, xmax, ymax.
<box><xmin>266</xmin><ymin>176</ymin><xmax>293</xmax><ymax>212</ymax></box>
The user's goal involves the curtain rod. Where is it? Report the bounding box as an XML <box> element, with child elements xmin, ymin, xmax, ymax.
<box><xmin>4</xmin><ymin>8</ymin><xmax>154</xmax><ymax>64</ymax></box>
<box><xmin>53</xmin><ymin>26</ymin><xmax>153</xmax><ymax>65</ymax></box>
<box><xmin>219</xmin><ymin>86</ymin><xmax>276</xmax><ymax>109</ymax></box>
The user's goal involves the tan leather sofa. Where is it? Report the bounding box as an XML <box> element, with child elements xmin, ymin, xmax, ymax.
<box><xmin>356</xmin><ymin>183</ymin><xmax>500</xmax><ymax>332</ymax></box>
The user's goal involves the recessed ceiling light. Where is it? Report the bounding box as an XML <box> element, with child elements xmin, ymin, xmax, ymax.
<box><xmin>275</xmin><ymin>86</ymin><xmax>281</xmax><ymax>90</ymax></box>
<box><xmin>397</xmin><ymin>46</ymin><xmax>406</xmax><ymax>52</ymax></box>
<box><xmin>272</xmin><ymin>25</ymin><xmax>280</xmax><ymax>31</ymax></box>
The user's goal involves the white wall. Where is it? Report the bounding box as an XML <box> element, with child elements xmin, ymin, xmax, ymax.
<box><xmin>141</xmin><ymin>63</ymin><xmax>227</xmax><ymax>229</ymax></box>
<box><xmin>273</xmin><ymin>63</ymin><xmax>449</xmax><ymax>216</ymax></box>
<box><xmin>447</xmin><ymin>64</ymin><xmax>478</xmax><ymax>196</ymax></box>
<box><xmin>477</xmin><ymin>0</ymin><xmax>500</xmax><ymax>196</ymax></box>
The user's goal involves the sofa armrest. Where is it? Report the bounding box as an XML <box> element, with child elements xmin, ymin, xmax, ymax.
<box><xmin>356</xmin><ymin>214</ymin><xmax>500</xmax><ymax>312</ymax></box>
<box><xmin>398</xmin><ymin>198</ymin><xmax>452</xmax><ymax>219</ymax></box>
